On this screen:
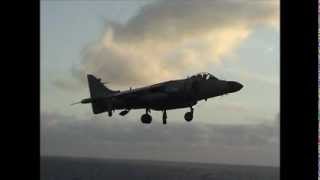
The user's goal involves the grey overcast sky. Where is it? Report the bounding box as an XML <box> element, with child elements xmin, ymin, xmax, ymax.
<box><xmin>41</xmin><ymin>0</ymin><xmax>279</xmax><ymax>167</ymax></box>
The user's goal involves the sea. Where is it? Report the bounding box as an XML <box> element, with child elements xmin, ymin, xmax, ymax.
<box><xmin>41</xmin><ymin>156</ymin><xmax>279</xmax><ymax>180</ymax></box>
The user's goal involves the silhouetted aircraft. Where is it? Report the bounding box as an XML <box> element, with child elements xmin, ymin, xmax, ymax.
<box><xmin>72</xmin><ymin>72</ymin><xmax>243</xmax><ymax>124</ymax></box>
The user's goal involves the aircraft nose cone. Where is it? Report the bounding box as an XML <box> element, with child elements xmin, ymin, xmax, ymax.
<box><xmin>227</xmin><ymin>81</ymin><xmax>243</xmax><ymax>92</ymax></box>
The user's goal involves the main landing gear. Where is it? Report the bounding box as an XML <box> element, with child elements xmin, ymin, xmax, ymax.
<box><xmin>184</xmin><ymin>107</ymin><xmax>194</xmax><ymax>122</ymax></box>
<box><xmin>162</xmin><ymin>110</ymin><xmax>167</xmax><ymax>125</ymax></box>
<box><xmin>108</xmin><ymin>111</ymin><xmax>112</xmax><ymax>117</ymax></box>
<box><xmin>140</xmin><ymin>109</ymin><xmax>167</xmax><ymax>125</ymax></box>
<box><xmin>141</xmin><ymin>109</ymin><xmax>152</xmax><ymax>124</ymax></box>
<box><xmin>139</xmin><ymin>107</ymin><xmax>194</xmax><ymax>124</ymax></box>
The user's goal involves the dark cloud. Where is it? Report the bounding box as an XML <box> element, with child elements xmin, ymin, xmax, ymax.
<box><xmin>41</xmin><ymin>111</ymin><xmax>279</xmax><ymax>166</ymax></box>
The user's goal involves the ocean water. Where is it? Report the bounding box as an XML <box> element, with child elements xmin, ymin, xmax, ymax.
<box><xmin>41</xmin><ymin>156</ymin><xmax>279</xmax><ymax>180</ymax></box>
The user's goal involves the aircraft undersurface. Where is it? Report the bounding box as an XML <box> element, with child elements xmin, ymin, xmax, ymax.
<box><xmin>72</xmin><ymin>72</ymin><xmax>243</xmax><ymax>124</ymax></box>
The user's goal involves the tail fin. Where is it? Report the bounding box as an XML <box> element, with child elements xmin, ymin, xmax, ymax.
<box><xmin>87</xmin><ymin>74</ymin><xmax>118</xmax><ymax>98</ymax></box>
<box><xmin>87</xmin><ymin>74</ymin><xmax>119</xmax><ymax>114</ymax></box>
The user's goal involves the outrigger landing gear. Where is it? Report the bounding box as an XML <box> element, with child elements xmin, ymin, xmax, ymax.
<box><xmin>184</xmin><ymin>107</ymin><xmax>193</xmax><ymax>122</ymax></box>
<box><xmin>141</xmin><ymin>108</ymin><xmax>152</xmax><ymax>124</ymax></box>
<box><xmin>162</xmin><ymin>110</ymin><xmax>167</xmax><ymax>125</ymax></box>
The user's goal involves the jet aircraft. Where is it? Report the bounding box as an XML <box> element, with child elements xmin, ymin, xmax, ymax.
<box><xmin>72</xmin><ymin>72</ymin><xmax>243</xmax><ymax>124</ymax></box>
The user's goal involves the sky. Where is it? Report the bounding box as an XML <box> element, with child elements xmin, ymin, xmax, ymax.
<box><xmin>41</xmin><ymin>0</ymin><xmax>279</xmax><ymax>167</ymax></box>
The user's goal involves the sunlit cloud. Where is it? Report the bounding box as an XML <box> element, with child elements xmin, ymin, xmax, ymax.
<box><xmin>74</xmin><ymin>0</ymin><xmax>279</xmax><ymax>86</ymax></box>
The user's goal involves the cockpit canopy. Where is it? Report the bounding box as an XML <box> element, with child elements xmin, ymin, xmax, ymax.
<box><xmin>190</xmin><ymin>72</ymin><xmax>218</xmax><ymax>80</ymax></box>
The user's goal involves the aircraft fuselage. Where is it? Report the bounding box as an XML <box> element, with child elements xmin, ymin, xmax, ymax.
<box><xmin>74</xmin><ymin>72</ymin><xmax>243</xmax><ymax>124</ymax></box>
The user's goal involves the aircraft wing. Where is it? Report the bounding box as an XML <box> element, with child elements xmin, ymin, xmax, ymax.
<box><xmin>110</xmin><ymin>82</ymin><xmax>167</xmax><ymax>99</ymax></box>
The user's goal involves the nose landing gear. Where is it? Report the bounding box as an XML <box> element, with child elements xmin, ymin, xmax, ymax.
<box><xmin>184</xmin><ymin>107</ymin><xmax>194</xmax><ymax>122</ymax></box>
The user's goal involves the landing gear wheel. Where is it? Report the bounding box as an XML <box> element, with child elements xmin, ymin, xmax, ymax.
<box><xmin>184</xmin><ymin>112</ymin><xmax>193</xmax><ymax>122</ymax></box>
<box><xmin>108</xmin><ymin>111</ymin><xmax>112</xmax><ymax>117</ymax></box>
<box><xmin>141</xmin><ymin>114</ymin><xmax>152</xmax><ymax>124</ymax></box>
<box><xmin>162</xmin><ymin>110</ymin><xmax>167</xmax><ymax>125</ymax></box>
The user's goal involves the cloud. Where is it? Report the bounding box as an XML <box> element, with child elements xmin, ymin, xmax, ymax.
<box><xmin>73</xmin><ymin>0</ymin><xmax>279</xmax><ymax>86</ymax></box>
<box><xmin>41</xmin><ymin>111</ymin><xmax>279</xmax><ymax>166</ymax></box>
<box><xmin>50</xmin><ymin>66</ymin><xmax>87</xmax><ymax>91</ymax></box>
